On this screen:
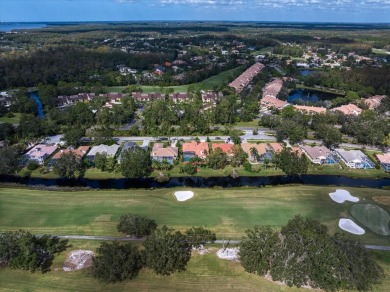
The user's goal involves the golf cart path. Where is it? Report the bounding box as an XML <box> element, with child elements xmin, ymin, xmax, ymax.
<box><xmin>56</xmin><ymin>235</ymin><xmax>390</xmax><ymax>250</ymax></box>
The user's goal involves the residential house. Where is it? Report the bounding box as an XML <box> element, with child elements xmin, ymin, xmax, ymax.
<box><xmin>201</xmin><ymin>91</ymin><xmax>223</xmax><ymax>106</ymax></box>
<box><xmin>294</xmin><ymin>105</ymin><xmax>327</xmax><ymax>115</ymax></box>
<box><xmin>301</xmin><ymin>145</ymin><xmax>332</xmax><ymax>164</ymax></box>
<box><xmin>212</xmin><ymin>143</ymin><xmax>234</xmax><ymax>156</ymax></box>
<box><xmin>268</xmin><ymin>143</ymin><xmax>284</xmax><ymax>154</ymax></box>
<box><xmin>85</xmin><ymin>144</ymin><xmax>120</xmax><ymax>163</ymax></box>
<box><xmin>376</xmin><ymin>153</ymin><xmax>390</xmax><ymax>171</ymax></box>
<box><xmin>331</xmin><ymin>104</ymin><xmax>362</xmax><ymax>116</ymax></box>
<box><xmin>335</xmin><ymin>148</ymin><xmax>375</xmax><ymax>169</ymax></box>
<box><xmin>260</xmin><ymin>96</ymin><xmax>289</xmax><ymax>110</ymax></box>
<box><xmin>262</xmin><ymin>79</ymin><xmax>283</xmax><ymax>99</ymax></box>
<box><xmin>50</xmin><ymin>146</ymin><xmax>89</xmax><ymax>165</ymax></box>
<box><xmin>117</xmin><ymin>141</ymin><xmax>139</xmax><ymax>163</ymax></box>
<box><xmin>132</xmin><ymin>92</ymin><xmax>165</xmax><ymax>102</ymax></box>
<box><xmin>228</xmin><ymin>63</ymin><xmax>264</xmax><ymax>93</ymax></box>
<box><xmin>289</xmin><ymin>146</ymin><xmax>303</xmax><ymax>156</ymax></box>
<box><xmin>182</xmin><ymin>141</ymin><xmax>209</xmax><ymax>161</ymax></box>
<box><xmin>151</xmin><ymin>143</ymin><xmax>178</xmax><ymax>164</ymax></box>
<box><xmin>241</xmin><ymin>143</ymin><xmax>269</xmax><ymax>162</ymax></box>
<box><xmin>24</xmin><ymin>144</ymin><xmax>58</xmax><ymax>165</ymax></box>
<box><xmin>364</xmin><ymin>95</ymin><xmax>387</xmax><ymax>110</ymax></box>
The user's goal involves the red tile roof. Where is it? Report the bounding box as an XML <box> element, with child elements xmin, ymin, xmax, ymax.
<box><xmin>52</xmin><ymin>146</ymin><xmax>89</xmax><ymax>160</ymax></box>
<box><xmin>182</xmin><ymin>141</ymin><xmax>209</xmax><ymax>158</ymax></box>
<box><xmin>376</xmin><ymin>153</ymin><xmax>390</xmax><ymax>164</ymax></box>
<box><xmin>212</xmin><ymin>143</ymin><xmax>233</xmax><ymax>154</ymax></box>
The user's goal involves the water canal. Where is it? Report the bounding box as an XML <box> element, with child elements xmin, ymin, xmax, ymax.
<box><xmin>0</xmin><ymin>174</ymin><xmax>389</xmax><ymax>189</ymax></box>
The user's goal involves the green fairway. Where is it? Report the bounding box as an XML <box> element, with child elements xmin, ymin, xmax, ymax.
<box><xmin>108</xmin><ymin>66</ymin><xmax>243</xmax><ymax>94</ymax></box>
<box><xmin>0</xmin><ymin>239</ymin><xmax>304</xmax><ymax>292</ymax></box>
<box><xmin>0</xmin><ymin>186</ymin><xmax>389</xmax><ymax>244</ymax></box>
<box><xmin>0</xmin><ymin>186</ymin><xmax>389</xmax><ymax>291</ymax></box>
<box><xmin>351</xmin><ymin>204</ymin><xmax>390</xmax><ymax>236</ymax></box>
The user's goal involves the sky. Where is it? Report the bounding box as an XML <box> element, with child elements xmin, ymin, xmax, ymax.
<box><xmin>1</xmin><ymin>0</ymin><xmax>390</xmax><ymax>23</ymax></box>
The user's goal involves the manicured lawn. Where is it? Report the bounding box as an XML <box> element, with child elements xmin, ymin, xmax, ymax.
<box><xmin>0</xmin><ymin>186</ymin><xmax>389</xmax><ymax>291</ymax></box>
<box><xmin>108</xmin><ymin>67</ymin><xmax>244</xmax><ymax>94</ymax></box>
<box><xmin>0</xmin><ymin>239</ymin><xmax>303</xmax><ymax>292</ymax></box>
<box><xmin>0</xmin><ymin>185</ymin><xmax>389</xmax><ymax>245</ymax></box>
<box><xmin>0</xmin><ymin>113</ymin><xmax>21</xmax><ymax>124</ymax></box>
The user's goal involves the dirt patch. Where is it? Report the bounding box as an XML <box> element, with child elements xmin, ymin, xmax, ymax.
<box><xmin>372</xmin><ymin>196</ymin><xmax>390</xmax><ymax>206</ymax></box>
<box><xmin>216</xmin><ymin>248</ymin><xmax>240</xmax><ymax>261</ymax></box>
<box><xmin>192</xmin><ymin>245</ymin><xmax>213</xmax><ymax>255</ymax></box>
<box><xmin>63</xmin><ymin>250</ymin><xmax>94</xmax><ymax>272</ymax></box>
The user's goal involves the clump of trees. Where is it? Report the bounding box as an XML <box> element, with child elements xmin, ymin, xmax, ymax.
<box><xmin>92</xmin><ymin>214</ymin><xmax>215</xmax><ymax>282</ymax></box>
<box><xmin>239</xmin><ymin>215</ymin><xmax>384</xmax><ymax>291</ymax></box>
<box><xmin>0</xmin><ymin>230</ymin><xmax>69</xmax><ymax>273</ymax></box>
<box><xmin>272</xmin><ymin>148</ymin><xmax>309</xmax><ymax>176</ymax></box>
<box><xmin>117</xmin><ymin>214</ymin><xmax>157</xmax><ymax>238</ymax></box>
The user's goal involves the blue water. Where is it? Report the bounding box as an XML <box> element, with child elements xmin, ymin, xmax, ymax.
<box><xmin>0</xmin><ymin>23</ymin><xmax>47</xmax><ymax>32</ymax></box>
<box><xmin>300</xmin><ymin>70</ymin><xmax>313</xmax><ymax>76</ymax></box>
<box><xmin>288</xmin><ymin>89</ymin><xmax>320</xmax><ymax>103</ymax></box>
<box><xmin>29</xmin><ymin>92</ymin><xmax>45</xmax><ymax>118</ymax></box>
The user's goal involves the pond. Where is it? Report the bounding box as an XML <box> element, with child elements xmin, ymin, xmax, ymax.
<box><xmin>288</xmin><ymin>89</ymin><xmax>339</xmax><ymax>104</ymax></box>
<box><xmin>300</xmin><ymin>70</ymin><xmax>314</xmax><ymax>77</ymax></box>
<box><xmin>0</xmin><ymin>174</ymin><xmax>389</xmax><ymax>190</ymax></box>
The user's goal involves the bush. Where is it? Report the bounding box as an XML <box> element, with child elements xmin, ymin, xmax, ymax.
<box><xmin>27</xmin><ymin>161</ymin><xmax>40</xmax><ymax>171</ymax></box>
<box><xmin>92</xmin><ymin>241</ymin><xmax>143</xmax><ymax>283</ymax></box>
<box><xmin>117</xmin><ymin>214</ymin><xmax>157</xmax><ymax>237</ymax></box>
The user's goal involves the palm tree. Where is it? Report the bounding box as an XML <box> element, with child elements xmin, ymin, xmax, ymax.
<box><xmin>250</xmin><ymin>147</ymin><xmax>259</xmax><ymax>163</ymax></box>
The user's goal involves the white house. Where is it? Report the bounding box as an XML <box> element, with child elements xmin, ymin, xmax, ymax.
<box><xmin>334</xmin><ymin>149</ymin><xmax>374</xmax><ymax>169</ymax></box>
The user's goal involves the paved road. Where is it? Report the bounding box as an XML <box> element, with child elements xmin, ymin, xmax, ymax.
<box><xmin>56</xmin><ymin>235</ymin><xmax>390</xmax><ymax>250</ymax></box>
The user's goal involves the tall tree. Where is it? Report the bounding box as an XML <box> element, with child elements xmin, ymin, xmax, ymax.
<box><xmin>239</xmin><ymin>226</ymin><xmax>278</xmax><ymax>276</ymax></box>
<box><xmin>53</xmin><ymin>152</ymin><xmax>84</xmax><ymax>178</ymax></box>
<box><xmin>120</xmin><ymin>147</ymin><xmax>151</xmax><ymax>178</ymax></box>
<box><xmin>143</xmin><ymin>226</ymin><xmax>192</xmax><ymax>275</ymax></box>
<box><xmin>272</xmin><ymin>148</ymin><xmax>309</xmax><ymax>176</ymax></box>
<box><xmin>0</xmin><ymin>146</ymin><xmax>21</xmax><ymax>174</ymax></box>
<box><xmin>92</xmin><ymin>241</ymin><xmax>143</xmax><ymax>283</ymax></box>
<box><xmin>117</xmin><ymin>214</ymin><xmax>157</xmax><ymax>238</ymax></box>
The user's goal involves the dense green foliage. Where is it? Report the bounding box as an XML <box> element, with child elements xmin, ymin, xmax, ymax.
<box><xmin>0</xmin><ymin>146</ymin><xmax>21</xmax><ymax>174</ymax></box>
<box><xmin>91</xmin><ymin>241</ymin><xmax>143</xmax><ymax>283</ymax></box>
<box><xmin>117</xmin><ymin>214</ymin><xmax>157</xmax><ymax>237</ymax></box>
<box><xmin>120</xmin><ymin>147</ymin><xmax>152</xmax><ymax>178</ymax></box>
<box><xmin>0</xmin><ymin>230</ymin><xmax>68</xmax><ymax>273</ymax></box>
<box><xmin>143</xmin><ymin>226</ymin><xmax>192</xmax><ymax>275</ymax></box>
<box><xmin>52</xmin><ymin>152</ymin><xmax>84</xmax><ymax>178</ymax></box>
<box><xmin>184</xmin><ymin>227</ymin><xmax>216</xmax><ymax>248</ymax></box>
<box><xmin>272</xmin><ymin>148</ymin><xmax>309</xmax><ymax>176</ymax></box>
<box><xmin>240</xmin><ymin>216</ymin><xmax>385</xmax><ymax>291</ymax></box>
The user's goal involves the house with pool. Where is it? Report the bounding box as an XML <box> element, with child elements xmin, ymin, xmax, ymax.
<box><xmin>151</xmin><ymin>143</ymin><xmax>178</xmax><ymax>164</ymax></box>
<box><xmin>301</xmin><ymin>145</ymin><xmax>336</xmax><ymax>164</ymax></box>
<box><xmin>182</xmin><ymin>141</ymin><xmax>209</xmax><ymax>162</ymax></box>
<box><xmin>375</xmin><ymin>153</ymin><xmax>390</xmax><ymax>171</ymax></box>
<box><xmin>334</xmin><ymin>148</ymin><xmax>375</xmax><ymax>169</ymax></box>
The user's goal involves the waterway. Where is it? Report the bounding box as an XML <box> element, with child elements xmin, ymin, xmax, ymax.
<box><xmin>0</xmin><ymin>175</ymin><xmax>389</xmax><ymax>189</ymax></box>
<box><xmin>29</xmin><ymin>92</ymin><xmax>45</xmax><ymax>118</ymax></box>
<box><xmin>0</xmin><ymin>22</ymin><xmax>47</xmax><ymax>32</ymax></box>
<box><xmin>288</xmin><ymin>88</ymin><xmax>338</xmax><ymax>104</ymax></box>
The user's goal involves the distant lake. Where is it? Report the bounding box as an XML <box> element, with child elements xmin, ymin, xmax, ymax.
<box><xmin>288</xmin><ymin>89</ymin><xmax>338</xmax><ymax>103</ymax></box>
<box><xmin>0</xmin><ymin>23</ymin><xmax>47</xmax><ymax>32</ymax></box>
<box><xmin>300</xmin><ymin>70</ymin><xmax>314</xmax><ymax>76</ymax></box>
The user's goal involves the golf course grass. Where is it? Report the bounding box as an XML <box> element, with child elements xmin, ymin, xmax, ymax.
<box><xmin>0</xmin><ymin>185</ymin><xmax>389</xmax><ymax>244</ymax></box>
<box><xmin>0</xmin><ymin>185</ymin><xmax>389</xmax><ymax>291</ymax></box>
<box><xmin>351</xmin><ymin>204</ymin><xmax>390</xmax><ymax>236</ymax></box>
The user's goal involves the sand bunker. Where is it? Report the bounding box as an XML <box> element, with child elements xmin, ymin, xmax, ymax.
<box><xmin>217</xmin><ymin>248</ymin><xmax>240</xmax><ymax>261</ymax></box>
<box><xmin>63</xmin><ymin>250</ymin><xmax>94</xmax><ymax>272</ymax></box>
<box><xmin>329</xmin><ymin>189</ymin><xmax>359</xmax><ymax>203</ymax></box>
<box><xmin>339</xmin><ymin>219</ymin><xmax>365</xmax><ymax>235</ymax></box>
<box><xmin>174</xmin><ymin>191</ymin><xmax>194</xmax><ymax>202</ymax></box>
